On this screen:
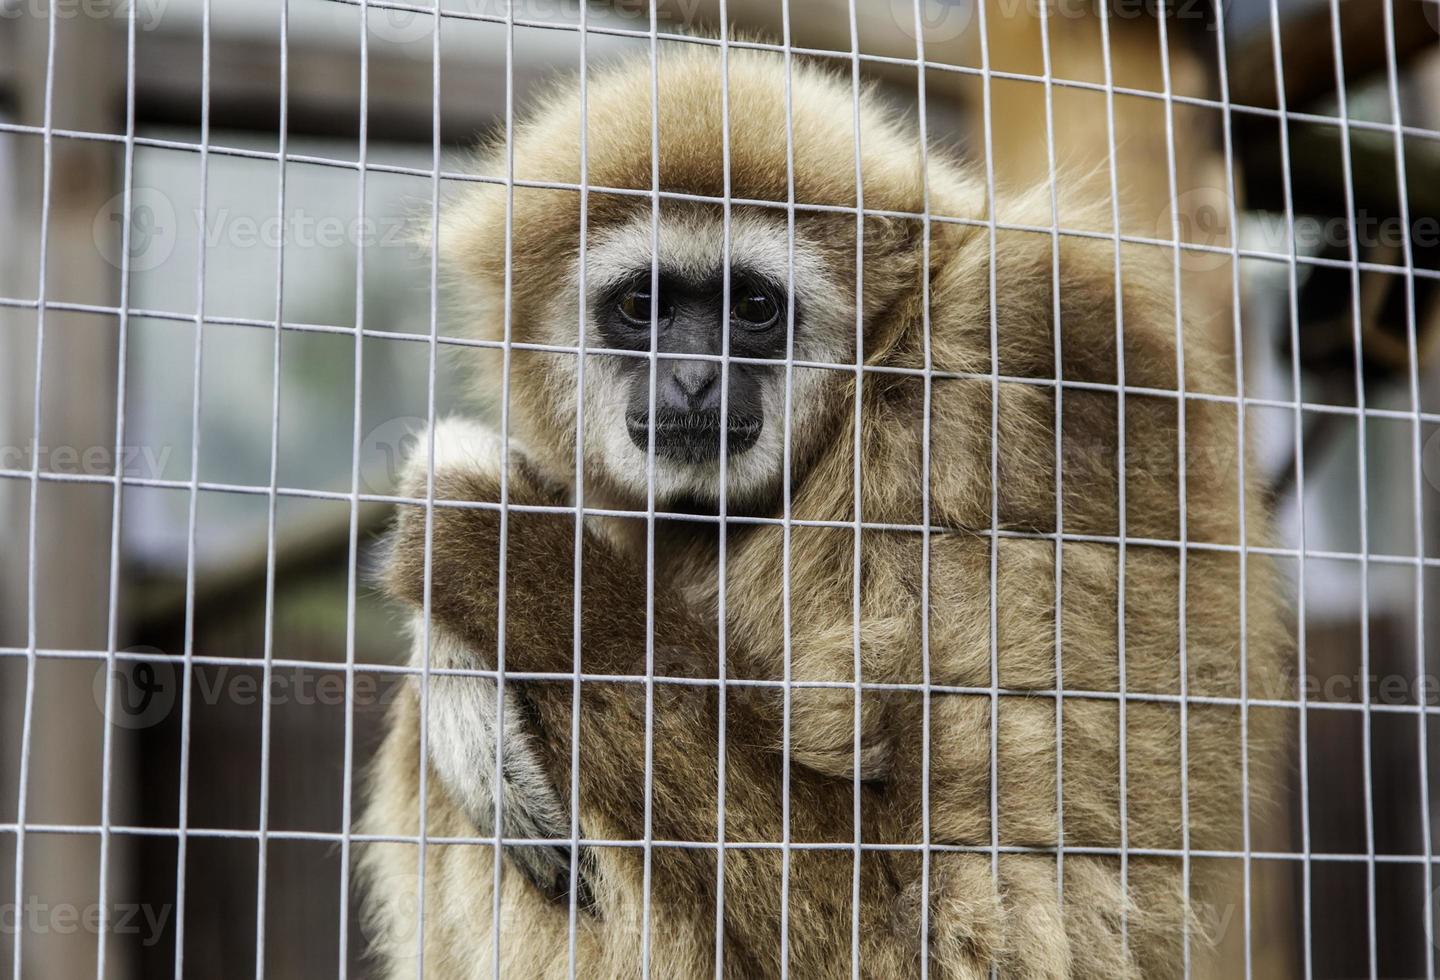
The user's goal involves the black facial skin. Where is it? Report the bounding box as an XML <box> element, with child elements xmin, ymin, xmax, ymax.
<box><xmin>596</xmin><ymin>266</ymin><xmax>792</xmax><ymax>465</ymax></box>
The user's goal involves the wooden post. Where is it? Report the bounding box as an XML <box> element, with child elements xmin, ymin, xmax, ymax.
<box><xmin>0</xmin><ymin>6</ymin><xmax>128</xmax><ymax>977</ymax></box>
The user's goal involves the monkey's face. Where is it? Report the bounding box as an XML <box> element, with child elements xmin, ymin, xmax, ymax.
<box><xmin>572</xmin><ymin>207</ymin><xmax>855</xmax><ymax>511</ymax></box>
<box><xmin>600</xmin><ymin>269</ymin><xmax>783</xmax><ymax>465</ymax></box>
<box><xmin>440</xmin><ymin>45</ymin><xmax>937</xmax><ymax>514</ymax></box>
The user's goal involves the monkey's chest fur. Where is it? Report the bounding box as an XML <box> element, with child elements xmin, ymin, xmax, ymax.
<box><xmin>372</xmin><ymin>474</ymin><xmax>1271</xmax><ymax>976</ymax></box>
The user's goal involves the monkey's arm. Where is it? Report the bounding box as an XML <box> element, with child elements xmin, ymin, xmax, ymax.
<box><xmin>381</xmin><ymin>420</ymin><xmax>800</xmax><ymax>952</ymax></box>
<box><xmin>382</xmin><ymin>422</ymin><xmax>721</xmax><ymax>682</ymax></box>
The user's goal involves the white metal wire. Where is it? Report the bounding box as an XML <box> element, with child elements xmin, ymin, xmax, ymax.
<box><xmin>7</xmin><ymin>641</ymin><xmax>1440</xmax><ymax>719</ymax></box>
<box><xmin>1091</xmin><ymin>0</ymin><xmax>1132</xmax><ymax>959</ymax></box>
<box><xmin>1383</xmin><ymin>1</ymin><xmax>1439</xmax><ymax>974</ymax></box>
<box><xmin>94</xmin><ymin>1</ymin><xmax>139</xmax><ymax>975</ymax></box>
<box><xmin>908</xmin><ymin>1</ymin><xmax>937</xmax><ymax>975</ymax></box>
<box><xmin>641</xmin><ymin>4</ymin><xmax>662</xmax><ymax>972</ymax></box>
<box><xmin>9</xmin><ymin>0</ymin><xmax>55</xmax><ymax>975</ymax></box>
<box><xmin>10</xmin><ymin>816</ymin><xmax>1440</xmax><ymax>864</ymax></box>
<box><xmin>252</xmin><ymin>1</ymin><xmax>292</xmax><ymax>972</ymax></box>
<box><xmin>778</xmin><ymin>4</ymin><xmax>799</xmax><ymax>973</ymax></box>
<box><xmin>568</xmin><ymin>2</ymin><xmax>590</xmax><ymax>975</ymax></box>
<box><xmin>844</xmin><ymin>0</ymin><xmax>866</xmax><ymax>973</ymax></box>
<box><xmin>415</xmin><ymin>0</ymin><xmax>445</xmax><ymax>973</ymax></box>
<box><xmin>170</xmin><ymin>0</ymin><xmax>209</xmax><ymax>943</ymax></box>
<box><xmin>1264</xmin><ymin>1</ymin><xmax>1316</xmax><ymax>974</ymax></box>
<box><xmin>491</xmin><ymin>0</ymin><xmax>518</xmax><ymax>973</ymax></box>
<box><xmin>335</xmin><ymin>0</ymin><xmax>371</xmax><ymax>974</ymax></box>
<box><xmin>970</xmin><ymin>3</ymin><xmax>1003</xmax><ymax>979</ymax></box>
<box><xmin>1033</xmin><ymin>0</ymin><xmax>1067</xmax><ymax>961</ymax></box>
<box><xmin>1323</xmin><ymin>9</ymin><xmax>1379</xmax><ymax>975</ymax></box>
<box><xmin>1150</xmin><ymin>1</ymin><xmax>1200</xmax><ymax>971</ymax></box>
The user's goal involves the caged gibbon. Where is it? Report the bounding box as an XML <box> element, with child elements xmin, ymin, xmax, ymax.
<box><xmin>358</xmin><ymin>42</ymin><xmax>1289</xmax><ymax>979</ymax></box>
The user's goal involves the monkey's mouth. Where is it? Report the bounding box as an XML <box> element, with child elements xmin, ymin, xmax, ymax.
<box><xmin>625</xmin><ymin>410</ymin><xmax>762</xmax><ymax>464</ymax></box>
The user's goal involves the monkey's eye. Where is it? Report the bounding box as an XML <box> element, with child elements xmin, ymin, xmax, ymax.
<box><xmin>731</xmin><ymin>291</ymin><xmax>780</xmax><ymax>330</ymax></box>
<box><xmin>618</xmin><ymin>288</ymin><xmax>669</xmax><ymax>326</ymax></box>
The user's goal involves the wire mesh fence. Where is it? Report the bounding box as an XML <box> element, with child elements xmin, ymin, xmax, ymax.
<box><xmin>0</xmin><ymin>0</ymin><xmax>1438</xmax><ymax>976</ymax></box>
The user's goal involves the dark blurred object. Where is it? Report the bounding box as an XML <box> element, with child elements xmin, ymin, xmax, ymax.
<box><xmin>1228</xmin><ymin>0</ymin><xmax>1438</xmax><ymax>110</ymax></box>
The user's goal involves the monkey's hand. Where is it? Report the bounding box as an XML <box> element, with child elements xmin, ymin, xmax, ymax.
<box><xmin>380</xmin><ymin>418</ymin><xmax>596</xmax><ymax>906</ymax></box>
<box><xmin>382</xmin><ymin>417</ymin><xmax>695</xmax><ymax>678</ymax></box>
<box><xmin>381</xmin><ymin>418</ymin><xmax>743</xmax><ymax>923</ymax></box>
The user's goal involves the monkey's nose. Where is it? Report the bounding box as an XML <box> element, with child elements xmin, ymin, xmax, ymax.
<box><xmin>668</xmin><ymin>360</ymin><xmax>720</xmax><ymax>412</ymax></box>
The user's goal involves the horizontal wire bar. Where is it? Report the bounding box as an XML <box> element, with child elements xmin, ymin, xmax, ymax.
<box><xmin>287</xmin><ymin>0</ymin><xmax>1440</xmax><ymax>148</ymax></box>
<box><xmin>1</xmin><ymin>463</ymin><xmax>1434</xmax><ymax>566</ymax></box>
<box><xmin>31</xmin><ymin>645</ymin><xmax>1440</xmax><ymax>716</ymax></box>
<box><xmin>0</xmin><ymin>300</ymin><xmax>1437</xmax><ymax>418</ymax></box>
<box><xmin>0</xmin><ymin>125</ymin><xmax>1436</xmax><ymax>286</ymax></box>
<box><xmin>0</xmin><ymin>820</ymin><xmax>1435</xmax><ymax>865</ymax></box>
<box><xmin>2</xmin><ymin>463</ymin><xmax>1440</xmax><ymax>569</ymax></box>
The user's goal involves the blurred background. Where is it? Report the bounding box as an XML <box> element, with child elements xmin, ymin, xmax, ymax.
<box><xmin>0</xmin><ymin>0</ymin><xmax>1438</xmax><ymax>975</ymax></box>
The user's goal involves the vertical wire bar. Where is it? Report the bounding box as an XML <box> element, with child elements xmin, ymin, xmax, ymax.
<box><xmin>337</xmin><ymin>0</ymin><xmax>371</xmax><ymax>974</ymax></box>
<box><xmin>1378</xmin><ymin>0</ymin><xmax>1436</xmax><ymax>969</ymax></box>
<box><xmin>95</xmin><ymin>3</ymin><xmax>139</xmax><ymax>974</ymax></box>
<box><xmin>253</xmin><ymin>1</ymin><xmax>292</xmax><ymax>971</ymax></box>
<box><xmin>1209</xmin><ymin>1</ymin><xmax>1254</xmax><ymax>977</ymax></box>
<box><xmin>567</xmin><ymin>1</ymin><xmax>590</xmax><ymax>975</ymax></box>
<box><xmin>1319</xmin><ymin>11</ymin><xmax>1378</xmax><ymax>975</ymax></box>
<box><xmin>1093</xmin><ymin>0</ymin><xmax>1130</xmax><ymax>960</ymax></box>
<box><xmin>1149</xmin><ymin>2</ymin><xmax>1199</xmax><ymax>973</ymax></box>
<box><xmin>714</xmin><ymin>7</ymin><xmax>733</xmax><ymax>975</ymax></box>
<box><xmin>172</xmin><ymin>0</ymin><xmax>213</xmax><ymax>970</ymax></box>
<box><xmin>906</xmin><ymin>4</ymin><xmax>935</xmax><ymax>976</ymax></box>
<box><xmin>415</xmin><ymin>1</ymin><xmax>445</xmax><ymax>974</ymax></box>
<box><xmin>642</xmin><ymin>4</ymin><xmax>661</xmax><ymax>974</ymax></box>
<box><xmin>491</xmin><ymin>1</ymin><xmax>518</xmax><ymax>973</ymax></box>
<box><xmin>9</xmin><ymin>2</ymin><xmax>55</xmax><ymax>975</ymax></box>
<box><xmin>1034</xmin><ymin>0</ymin><xmax>1067</xmax><ymax>925</ymax></box>
<box><xmin>843</xmin><ymin>1</ymin><xmax>866</xmax><ymax>974</ymax></box>
<box><xmin>1262</xmin><ymin>2</ymin><xmax>1314</xmax><ymax>973</ymax></box>
<box><xmin>777</xmin><ymin>2</ymin><xmax>798</xmax><ymax>972</ymax></box>
<box><xmin>970</xmin><ymin>0</ymin><xmax>1001</xmax><ymax>971</ymax></box>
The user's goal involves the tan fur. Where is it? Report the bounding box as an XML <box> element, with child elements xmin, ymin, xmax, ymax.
<box><xmin>358</xmin><ymin>44</ymin><xmax>1289</xmax><ymax>978</ymax></box>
